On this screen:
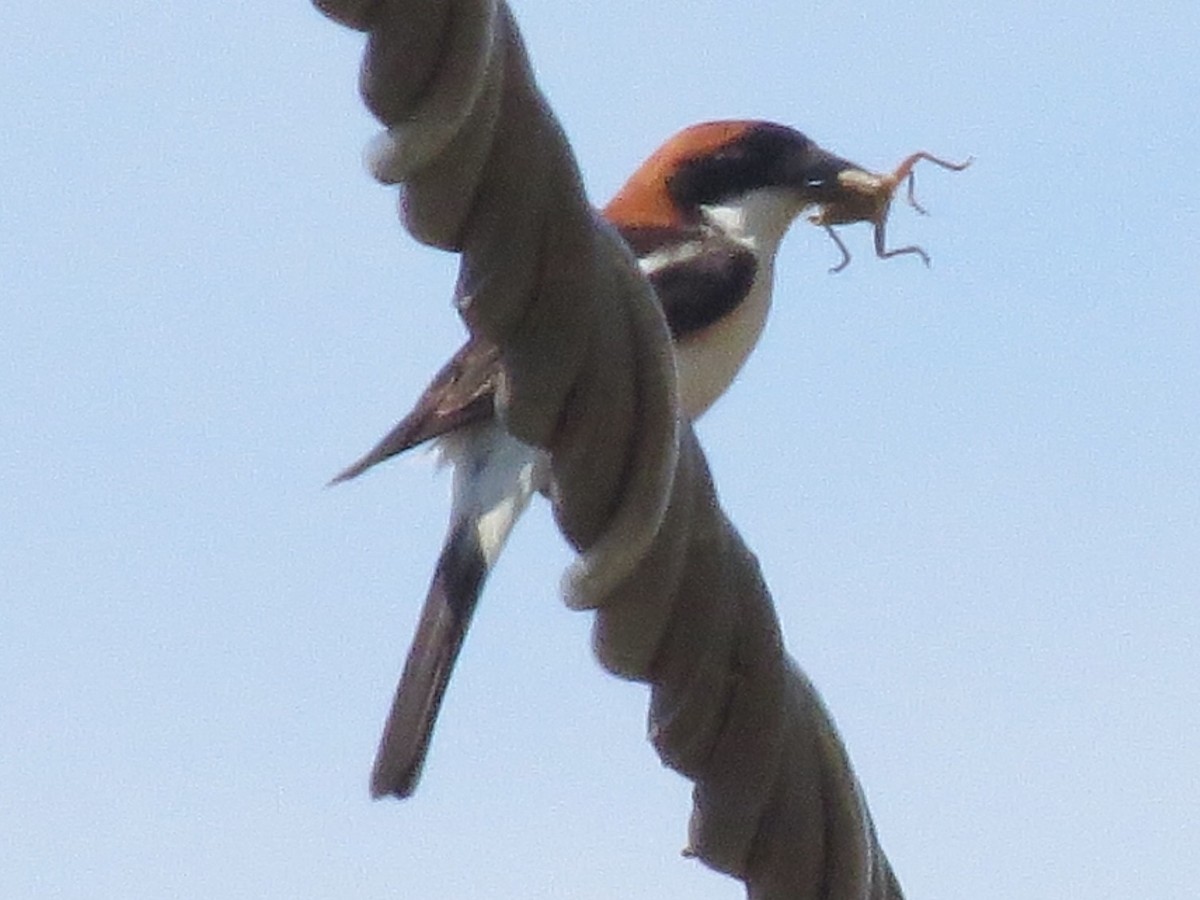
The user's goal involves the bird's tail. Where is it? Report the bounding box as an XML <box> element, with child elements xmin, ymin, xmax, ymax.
<box><xmin>370</xmin><ymin>423</ymin><xmax>540</xmax><ymax>798</ymax></box>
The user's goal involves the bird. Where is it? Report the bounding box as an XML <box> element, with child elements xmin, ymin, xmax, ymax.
<box><xmin>333</xmin><ymin>120</ymin><xmax>861</xmax><ymax>799</ymax></box>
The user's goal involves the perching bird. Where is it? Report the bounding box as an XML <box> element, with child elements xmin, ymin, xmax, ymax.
<box><xmin>334</xmin><ymin>120</ymin><xmax>859</xmax><ymax>799</ymax></box>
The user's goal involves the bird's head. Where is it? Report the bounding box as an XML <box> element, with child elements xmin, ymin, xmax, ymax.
<box><xmin>603</xmin><ymin>120</ymin><xmax>855</xmax><ymax>255</ymax></box>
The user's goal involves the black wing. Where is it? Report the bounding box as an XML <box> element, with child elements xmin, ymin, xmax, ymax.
<box><xmin>329</xmin><ymin>337</ymin><xmax>500</xmax><ymax>484</ymax></box>
<box><xmin>615</xmin><ymin>224</ymin><xmax>757</xmax><ymax>341</ymax></box>
<box><xmin>333</xmin><ymin>223</ymin><xmax>755</xmax><ymax>483</ymax></box>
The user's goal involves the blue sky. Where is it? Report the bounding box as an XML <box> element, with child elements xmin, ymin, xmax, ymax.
<box><xmin>3</xmin><ymin>2</ymin><xmax>1198</xmax><ymax>898</ymax></box>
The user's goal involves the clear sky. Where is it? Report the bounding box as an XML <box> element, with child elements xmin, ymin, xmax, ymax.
<box><xmin>3</xmin><ymin>2</ymin><xmax>1198</xmax><ymax>898</ymax></box>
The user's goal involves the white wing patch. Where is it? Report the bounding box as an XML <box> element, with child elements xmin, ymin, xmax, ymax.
<box><xmin>638</xmin><ymin>239</ymin><xmax>708</xmax><ymax>278</ymax></box>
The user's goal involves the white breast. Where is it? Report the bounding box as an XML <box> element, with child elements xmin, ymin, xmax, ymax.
<box><xmin>673</xmin><ymin>261</ymin><xmax>774</xmax><ymax>419</ymax></box>
<box><xmin>671</xmin><ymin>187</ymin><xmax>803</xmax><ymax>419</ymax></box>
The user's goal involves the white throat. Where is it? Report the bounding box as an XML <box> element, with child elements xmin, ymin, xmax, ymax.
<box><xmin>700</xmin><ymin>187</ymin><xmax>805</xmax><ymax>257</ymax></box>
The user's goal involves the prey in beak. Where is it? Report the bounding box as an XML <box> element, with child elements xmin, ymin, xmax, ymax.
<box><xmin>809</xmin><ymin>151</ymin><xmax>973</xmax><ymax>273</ymax></box>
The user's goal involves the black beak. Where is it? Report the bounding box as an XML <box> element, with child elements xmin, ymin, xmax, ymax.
<box><xmin>787</xmin><ymin>142</ymin><xmax>861</xmax><ymax>205</ymax></box>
